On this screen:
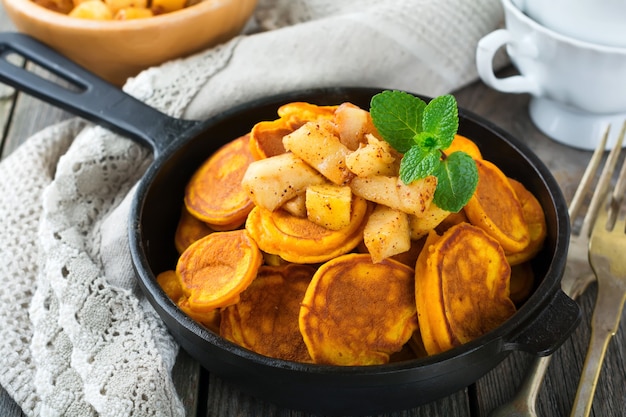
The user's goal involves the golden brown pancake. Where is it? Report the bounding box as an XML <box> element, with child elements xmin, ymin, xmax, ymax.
<box><xmin>415</xmin><ymin>223</ymin><xmax>516</xmax><ymax>355</ymax></box>
<box><xmin>174</xmin><ymin>205</ymin><xmax>213</xmax><ymax>254</ymax></box>
<box><xmin>505</xmin><ymin>178</ymin><xmax>547</xmax><ymax>265</ymax></box>
<box><xmin>464</xmin><ymin>159</ymin><xmax>531</xmax><ymax>253</ymax></box>
<box><xmin>176</xmin><ymin>230</ymin><xmax>263</xmax><ymax>312</ymax></box>
<box><xmin>299</xmin><ymin>253</ymin><xmax>418</xmax><ymax>365</ymax></box>
<box><xmin>221</xmin><ymin>264</ymin><xmax>316</xmax><ymax>362</ymax></box>
<box><xmin>184</xmin><ymin>134</ymin><xmax>255</xmax><ymax>228</ymax></box>
<box><xmin>245</xmin><ymin>196</ymin><xmax>370</xmax><ymax>264</ymax></box>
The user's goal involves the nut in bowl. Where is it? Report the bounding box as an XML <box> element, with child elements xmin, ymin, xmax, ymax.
<box><xmin>1</xmin><ymin>0</ymin><xmax>257</xmax><ymax>85</ymax></box>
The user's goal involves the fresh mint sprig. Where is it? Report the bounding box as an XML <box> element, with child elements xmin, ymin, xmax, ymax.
<box><xmin>370</xmin><ymin>90</ymin><xmax>478</xmax><ymax>213</ymax></box>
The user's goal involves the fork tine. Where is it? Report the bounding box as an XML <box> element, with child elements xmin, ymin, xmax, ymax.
<box><xmin>578</xmin><ymin>122</ymin><xmax>626</xmax><ymax>239</ymax></box>
<box><xmin>569</xmin><ymin>125</ymin><xmax>609</xmax><ymax>222</ymax></box>
<box><xmin>608</xmin><ymin>126</ymin><xmax>626</xmax><ymax>226</ymax></box>
<box><xmin>613</xmin><ymin>147</ymin><xmax>626</xmax><ymax>205</ymax></box>
<box><xmin>613</xmin><ymin>161</ymin><xmax>626</xmax><ymax>234</ymax></box>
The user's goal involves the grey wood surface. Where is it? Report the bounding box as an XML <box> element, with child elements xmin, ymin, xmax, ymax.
<box><xmin>0</xmin><ymin>6</ymin><xmax>624</xmax><ymax>417</ymax></box>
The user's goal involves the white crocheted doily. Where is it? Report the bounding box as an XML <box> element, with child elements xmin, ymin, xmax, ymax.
<box><xmin>0</xmin><ymin>1</ymin><xmax>504</xmax><ymax>416</ymax></box>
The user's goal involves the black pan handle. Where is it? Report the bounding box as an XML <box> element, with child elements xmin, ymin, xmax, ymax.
<box><xmin>503</xmin><ymin>289</ymin><xmax>581</xmax><ymax>356</ymax></box>
<box><xmin>0</xmin><ymin>32</ymin><xmax>199</xmax><ymax>157</ymax></box>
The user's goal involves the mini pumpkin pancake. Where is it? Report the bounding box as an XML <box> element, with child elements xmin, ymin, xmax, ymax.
<box><xmin>509</xmin><ymin>262</ymin><xmax>535</xmax><ymax>306</ymax></box>
<box><xmin>389</xmin><ymin>237</ymin><xmax>427</xmax><ymax>268</ymax></box>
<box><xmin>176</xmin><ymin>230</ymin><xmax>263</xmax><ymax>312</ymax></box>
<box><xmin>174</xmin><ymin>206</ymin><xmax>213</xmax><ymax>254</ymax></box>
<box><xmin>156</xmin><ymin>270</ymin><xmax>221</xmax><ymax>333</ymax></box>
<box><xmin>464</xmin><ymin>158</ymin><xmax>530</xmax><ymax>253</ymax></box>
<box><xmin>245</xmin><ymin>196</ymin><xmax>370</xmax><ymax>264</ymax></box>
<box><xmin>249</xmin><ymin>118</ymin><xmax>294</xmax><ymax>160</ymax></box>
<box><xmin>407</xmin><ymin>329</ymin><xmax>429</xmax><ymax>359</ymax></box>
<box><xmin>220</xmin><ymin>264</ymin><xmax>316</xmax><ymax>362</ymax></box>
<box><xmin>505</xmin><ymin>178</ymin><xmax>547</xmax><ymax>266</ymax></box>
<box><xmin>177</xmin><ymin>297</ymin><xmax>221</xmax><ymax>333</ymax></box>
<box><xmin>299</xmin><ymin>253</ymin><xmax>418</xmax><ymax>365</ymax></box>
<box><xmin>415</xmin><ymin>224</ymin><xmax>516</xmax><ymax>355</ymax></box>
<box><xmin>276</xmin><ymin>102</ymin><xmax>338</xmax><ymax>130</ymax></box>
<box><xmin>435</xmin><ymin>209</ymin><xmax>469</xmax><ymax>235</ymax></box>
<box><xmin>156</xmin><ymin>269</ymin><xmax>184</xmax><ymax>302</ymax></box>
<box><xmin>184</xmin><ymin>134</ymin><xmax>255</xmax><ymax>229</ymax></box>
<box><xmin>445</xmin><ymin>134</ymin><xmax>483</xmax><ymax>160</ymax></box>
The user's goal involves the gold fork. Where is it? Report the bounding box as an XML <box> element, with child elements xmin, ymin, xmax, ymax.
<box><xmin>570</xmin><ymin>124</ymin><xmax>626</xmax><ymax>417</ymax></box>
<box><xmin>488</xmin><ymin>124</ymin><xmax>624</xmax><ymax>417</ymax></box>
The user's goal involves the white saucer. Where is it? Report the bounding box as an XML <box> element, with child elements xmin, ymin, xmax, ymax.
<box><xmin>529</xmin><ymin>97</ymin><xmax>626</xmax><ymax>150</ymax></box>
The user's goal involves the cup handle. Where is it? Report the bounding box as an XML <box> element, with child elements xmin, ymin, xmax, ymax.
<box><xmin>476</xmin><ymin>29</ymin><xmax>542</xmax><ymax>96</ymax></box>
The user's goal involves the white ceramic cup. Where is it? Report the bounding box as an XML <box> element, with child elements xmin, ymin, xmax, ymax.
<box><xmin>520</xmin><ymin>0</ymin><xmax>626</xmax><ymax>48</ymax></box>
<box><xmin>476</xmin><ymin>0</ymin><xmax>626</xmax><ymax>150</ymax></box>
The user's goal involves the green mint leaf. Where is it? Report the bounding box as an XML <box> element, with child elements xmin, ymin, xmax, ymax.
<box><xmin>433</xmin><ymin>151</ymin><xmax>478</xmax><ymax>212</ymax></box>
<box><xmin>414</xmin><ymin>131</ymin><xmax>440</xmax><ymax>152</ymax></box>
<box><xmin>399</xmin><ymin>146</ymin><xmax>441</xmax><ymax>184</ymax></box>
<box><xmin>422</xmin><ymin>94</ymin><xmax>459</xmax><ymax>150</ymax></box>
<box><xmin>369</xmin><ymin>91</ymin><xmax>478</xmax><ymax>213</ymax></box>
<box><xmin>370</xmin><ymin>90</ymin><xmax>426</xmax><ymax>153</ymax></box>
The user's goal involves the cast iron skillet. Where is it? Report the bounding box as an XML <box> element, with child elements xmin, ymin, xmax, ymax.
<box><xmin>0</xmin><ymin>32</ymin><xmax>579</xmax><ymax>416</ymax></box>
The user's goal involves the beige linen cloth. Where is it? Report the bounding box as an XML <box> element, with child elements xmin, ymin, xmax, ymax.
<box><xmin>0</xmin><ymin>0</ymin><xmax>504</xmax><ymax>416</ymax></box>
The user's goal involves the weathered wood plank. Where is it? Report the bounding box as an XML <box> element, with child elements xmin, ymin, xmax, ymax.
<box><xmin>0</xmin><ymin>5</ymin><xmax>26</xmax><ymax>416</ymax></box>
<box><xmin>2</xmin><ymin>63</ymin><xmax>74</xmax><ymax>156</ymax></box>
<box><xmin>0</xmin><ymin>5</ymin><xmax>17</xmax><ymax>158</ymax></box>
<box><xmin>0</xmin><ymin>86</ymin><xmax>16</xmax><ymax>158</ymax></box>
<box><xmin>0</xmin><ymin>388</ymin><xmax>26</xmax><ymax>417</ymax></box>
<box><xmin>0</xmin><ymin>4</ymin><xmax>72</xmax><ymax>157</ymax></box>
<box><xmin>171</xmin><ymin>349</ymin><xmax>202</xmax><ymax>417</ymax></box>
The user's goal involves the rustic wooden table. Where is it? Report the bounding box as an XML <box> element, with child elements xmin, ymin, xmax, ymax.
<box><xmin>0</xmin><ymin>7</ymin><xmax>624</xmax><ymax>417</ymax></box>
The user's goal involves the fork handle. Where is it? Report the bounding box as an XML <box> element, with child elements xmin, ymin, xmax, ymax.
<box><xmin>570</xmin><ymin>280</ymin><xmax>626</xmax><ymax>417</ymax></box>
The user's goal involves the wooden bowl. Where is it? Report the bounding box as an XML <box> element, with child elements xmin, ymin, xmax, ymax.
<box><xmin>2</xmin><ymin>0</ymin><xmax>257</xmax><ymax>85</ymax></box>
